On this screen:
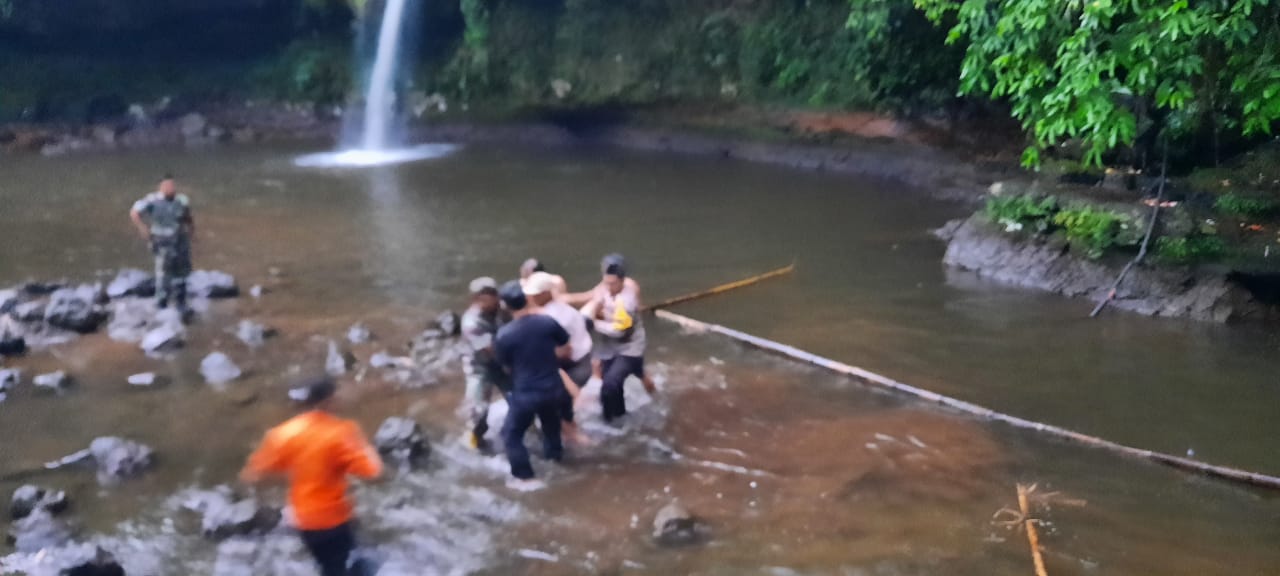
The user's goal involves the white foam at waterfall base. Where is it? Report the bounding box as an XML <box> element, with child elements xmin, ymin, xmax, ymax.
<box><xmin>293</xmin><ymin>144</ymin><xmax>459</xmax><ymax>169</ymax></box>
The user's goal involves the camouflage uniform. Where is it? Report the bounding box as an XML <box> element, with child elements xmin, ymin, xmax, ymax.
<box><xmin>132</xmin><ymin>192</ymin><xmax>193</xmax><ymax>309</ymax></box>
<box><xmin>460</xmin><ymin>304</ymin><xmax>512</xmax><ymax>439</ymax></box>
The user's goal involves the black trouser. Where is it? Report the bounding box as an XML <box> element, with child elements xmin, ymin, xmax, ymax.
<box><xmin>600</xmin><ymin>355</ymin><xmax>645</xmax><ymax>422</ymax></box>
<box><xmin>300</xmin><ymin>522</ymin><xmax>355</xmax><ymax>576</ymax></box>
<box><xmin>502</xmin><ymin>390</ymin><xmax>563</xmax><ymax>479</ymax></box>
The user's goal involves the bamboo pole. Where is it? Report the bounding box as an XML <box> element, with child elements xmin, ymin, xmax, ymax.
<box><xmin>1091</xmin><ymin>147</ymin><xmax>1167</xmax><ymax>318</ymax></box>
<box><xmin>1018</xmin><ymin>483</ymin><xmax>1050</xmax><ymax>576</ymax></box>
<box><xmin>642</xmin><ymin>262</ymin><xmax>795</xmax><ymax>312</ymax></box>
<box><xmin>654</xmin><ymin>309</ymin><xmax>1280</xmax><ymax>491</ymax></box>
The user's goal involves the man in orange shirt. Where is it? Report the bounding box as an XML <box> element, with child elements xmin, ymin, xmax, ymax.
<box><xmin>241</xmin><ymin>378</ymin><xmax>383</xmax><ymax>576</ymax></box>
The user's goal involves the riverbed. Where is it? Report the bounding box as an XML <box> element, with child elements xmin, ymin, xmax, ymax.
<box><xmin>1</xmin><ymin>142</ymin><xmax>1278</xmax><ymax>575</ymax></box>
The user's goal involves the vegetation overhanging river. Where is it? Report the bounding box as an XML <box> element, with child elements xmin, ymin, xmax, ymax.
<box><xmin>1</xmin><ymin>142</ymin><xmax>1279</xmax><ymax>575</ymax></box>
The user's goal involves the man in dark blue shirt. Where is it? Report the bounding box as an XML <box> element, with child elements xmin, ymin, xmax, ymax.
<box><xmin>494</xmin><ymin>280</ymin><xmax>570</xmax><ymax>490</ymax></box>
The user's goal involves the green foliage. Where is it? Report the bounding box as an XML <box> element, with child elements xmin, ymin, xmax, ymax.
<box><xmin>255</xmin><ymin>38</ymin><xmax>352</xmax><ymax>104</ymax></box>
<box><xmin>912</xmin><ymin>0</ymin><xmax>1280</xmax><ymax>167</ymax></box>
<box><xmin>1155</xmin><ymin>235</ymin><xmax>1228</xmax><ymax>264</ymax></box>
<box><xmin>1052</xmin><ymin>207</ymin><xmax>1125</xmax><ymax>259</ymax></box>
<box><xmin>985</xmin><ymin>194</ymin><xmax>1058</xmax><ymax>230</ymax></box>
<box><xmin>1215</xmin><ymin>193</ymin><xmax>1280</xmax><ymax>218</ymax></box>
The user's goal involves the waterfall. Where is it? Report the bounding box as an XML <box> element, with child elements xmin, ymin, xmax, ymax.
<box><xmin>360</xmin><ymin>0</ymin><xmax>409</xmax><ymax>151</ymax></box>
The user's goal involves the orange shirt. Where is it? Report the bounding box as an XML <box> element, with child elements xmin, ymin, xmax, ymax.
<box><xmin>244</xmin><ymin>411</ymin><xmax>383</xmax><ymax>531</ymax></box>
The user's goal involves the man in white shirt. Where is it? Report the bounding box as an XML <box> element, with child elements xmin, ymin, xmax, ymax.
<box><xmin>524</xmin><ymin>272</ymin><xmax>593</xmax><ymax>445</ymax></box>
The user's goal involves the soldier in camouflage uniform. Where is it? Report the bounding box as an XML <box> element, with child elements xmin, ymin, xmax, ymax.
<box><xmin>129</xmin><ymin>175</ymin><xmax>195</xmax><ymax>312</ymax></box>
<box><xmin>459</xmin><ymin>276</ymin><xmax>512</xmax><ymax>451</ymax></box>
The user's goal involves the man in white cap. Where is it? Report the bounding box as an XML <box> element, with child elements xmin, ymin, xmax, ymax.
<box><xmin>458</xmin><ymin>276</ymin><xmax>511</xmax><ymax>451</ymax></box>
<box><xmin>525</xmin><ymin>271</ymin><xmax>593</xmax><ymax>445</ymax></box>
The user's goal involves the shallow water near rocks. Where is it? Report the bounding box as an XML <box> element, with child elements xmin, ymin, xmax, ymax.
<box><xmin>1</xmin><ymin>143</ymin><xmax>1279</xmax><ymax>574</ymax></box>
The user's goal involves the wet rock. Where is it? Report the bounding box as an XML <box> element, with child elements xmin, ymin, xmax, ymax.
<box><xmin>61</xmin><ymin>546</ymin><xmax>126</xmax><ymax>576</ymax></box>
<box><xmin>374</xmin><ymin>417</ymin><xmax>431</xmax><ymax>471</ymax></box>
<box><xmin>434</xmin><ymin>311</ymin><xmax>460</xmax><ymax>336</ymax></box>
<box><xmin>0</xmin><ymin>335</ymin><xmax>25</xmax><ymax>357</ymax></box>
<box><xmin>200</xmin><ymin>352</ymin><xmax>242</xmax><ymax>385</ymax></box>
<box><xmin>10</xmin><ymin>485</ymin><xmax>69</xmax><ymax>520</ymax></box>
<box><xmin>140</xmin><ymin>317</ymin><xmax>185</xmax><ymax>354</ymax></box>
<box><xmin>347</xmin><ymin>323</ymin><xmax>372</xmax><ymax>344</ymax></box>
<box><xmin>106</xmin><ymin>269</ymin><xmax>154</xmax><ymax>299</ymax></box>
<box><xmin>188</xmin><ymin>270</ymin><xmax>239</xmax><ymax>299</ymax></box>
<box><xmin>34</xmin><ymin>371</ymin><xmax>71</xmax><ymax>392</ymax></box>
<box><xmin>90</xmin><ymin>125</ymin><xmax>118</xmax><ymax>146</ymax></box>
<box><xmin>325</xmin><ymin>341</ymin><xmax>355</xmax><ymax>376</ymax></box>
<box><xmin>652</xmin><ymin>500</ymin><xmax>706</xmax><ymax>547</ymax></box>
<box><xmin>89</xmin><ymin>437</ymin><xmax>154</xmax><ymax>483</ymax></box>
<box><xmin>107</xmin><ymin>299</ymin><xmax>155</xmax><ymax>343</ymax></box>
<box><xmin>6</xmin><ymin>508</ymin><xmax>74</xmax><ymax>552</ymax></box>
<box><xmin>21</xmin><ymin>281</ymin><xmax>65</xmax><ymax>296</ymax></box>
<box><xmin>234</xmin><ymin>320</ymin><xmax>276</xmax><ymax>348</ymax></box>
<box><xmin>249</xmin><ymin>284</ymin><xmax>264</xmax><ymax>299</ymax></box>
<box><xmin>41</xmin><ymin>137</ymin><xmax>93</xmax><ymax>157</ymax></box>
<box><xmin>370</xmin><ymin>351</ymin><xmax>413</xmax><ymax>370</ymax></box>
<box><xmin>14</xmin><ymin>300</ymin><xmax>47</xmax><ymax>322</ymax></box>
<box><xmin>179</xmin><ymin>113</ymin><xmax>208</xmax><ymax>139</ymax></box>
<box><xmin>0</xmin><ymin>288</ymin><xmax>18</xmax><ymax>313</ymax></box>
<box><xmin>127</xmin><ymin>372</ymin><xmax>157</xmax><ymax>387</ymax></box>
<box><xmin>181</xmin><ymin>487</ymin><xmax>280</xmax><ymax>540</ymax></box>
<box><xmin>44</xmin><ymin>285</ymin><xmax>108</xmax><ymax>333</ymax></box>
<box><xmin>0</xmin><ymin>368</ymin><xmax>20</xmax><ymax>389</ymax></box>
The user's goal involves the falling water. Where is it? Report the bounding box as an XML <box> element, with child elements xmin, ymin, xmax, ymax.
<box><xmin>294</xmin><ymin>0</ymin><xmax>457</xmax><ymax>168</ymax></box>
<box><xmin>361</xmin><ymin>0</ymin><xmax>409</xmax><ymax>151</ymax></box>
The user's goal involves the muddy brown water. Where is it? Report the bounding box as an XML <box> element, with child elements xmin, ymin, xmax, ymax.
<box><xmin>0</xmin><ymin>143</ymin><xmax>1278</xmax><ymax>575</ymax></box>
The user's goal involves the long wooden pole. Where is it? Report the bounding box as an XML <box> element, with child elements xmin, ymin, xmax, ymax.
<box><xmin>1091</xmin><ymin>147</ymin><xmax>1167</xmax><ymax>318</ymax></box>
<box><xmin>643</xmin><ymin>263</ymin><xmax>795</xmax><ymax>312</ymax></box>
<box><xmin>654</xmin><ymin>309</ymin><xmax>1280</xmax><ymax>491</ymax></box>
<box><xmin>1018</xmin><ymin>484</ymin><xmax>1050</xmax><ymax>576</ymax></box>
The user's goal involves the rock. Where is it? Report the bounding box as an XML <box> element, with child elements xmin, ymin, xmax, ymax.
<box><xmin>10</xmin><ymin>485</ymin><xmax>69</xmax><ymax>520</ymax></box>
<box><xmin>179</xmin><ymin>112</ymin><xmax>208</xmax><ymax>139</ymax></box>
<box><xmin>325</xmin><ymin>341</ymin><xmax>355</xmax><ymax>376</ymax></box>
<box><xmin>44</xmin><ymin>285</ymin><xmax>108</xmax><ymax>333</ymax></box>
<box><xmin>0</xmin><ymin>368</ymin><xmax>20</xmax><ymax>389</ymax></box>
<box><xmin>932</xmin><ymin>218</ymin><xmax>965</xmax><ymax>242</ymax></box>
<box><xmin>230</xmin><ymin>127</ymin><xmax>257</xmax><ymax>144</ymax></box>
<box><xmin>14</xmin><ymin>300</ymin><xmax>46</xmax><ymax>322</ymax></box>
<box><xmin>249</xmin><ymin>284</ymin><xmax>264</xmax><ymax>299</ymax></box>
<box><xmin>33</xmin><ymin>371</ymin><xmax>71</xmax><ymax>392</ymax></box>
<box><xmin>200</xmin><ymin>352</ymin><xmax>242</xmax><ymax>385</ymax></box>
<box><xmin>943</xmin><ymin>215</ymin><xmax>1272</xmax><ymax>322</ymax></box>
<box><xmin>188</xmin><ymin>270</ymin><xmax>239</xmax><ymax>299</ymax></box>
<box><xmin>41</xmin><ymin>137</ymin><xmax>93</xmax><ymax>157</ymax></box>
<box><xmin>89</xmin><ymin>437</ymin><xmax>154</xmax><ymax>483</ymax></box>
<box><xmin>90</xmin><ymin>125</ymin><xmax>118</xmax><ymax>146</ymax></box>
<box><xmin>6</xmin><ymin>508</ymin><xmax>74</xmax><ymax>552</ymax></box>
<box><xmin>0</xmin><ymin>335</ymin><xmax>25</xmax><ymax>357</ymax></box>
<box><xmin>373</xmin><ymin>417</ymin><xmax>431</xmax><ymax>471</ymax></box>
<box><xmin>369</xmin><ymin>351</ymin><xmax>414</xmax><ymax>370</ymax></box>
<box><xmin>234</xmin><ymin>320</ymin><xmax>276</xmax><ymax>348</ymax></box>
<box><xmin>434</xmin><ymin>311</ymin><xmax>460</xmax><ymax>336</ymax></box>
<box><xmin>107</xmin><ymin>298</ymin><xmax>157</xmax><ymax>343</ymax></box>
<box><xmin>652</xmin><ymin>500</ymin><xmax>705</xmax><ymax>547</ymax></box>
<box><xmin>21</xmin><ymin>281</ymin><xmax>65</xmax><ymax>296</ymax></box>
<box><xmin>140</xmin><ymin>319</ymin><xmax>185</xmax><ymax>354</ymax></box>
<box><xmin>128</xmin><ymin>103</ymin><xmax>150</xmax><ymax>125</ymax></box>
<box><xmin>182</xmin><ymin>487</ymin><xmax>280</xmax><ymax>540</ymax></box>
<box><xmin>127</xmin><ymin>372</ymin><xmax>158</xmax><ymax>387</ymax></box>
<box><xmin>207</xmin><ymin>125</ymin><xmax>228</xmax><ymax>142</ymax></box>
<box><xmin>106</xmin><ymin>269</ymin><xmax>154</xmax><ymax>299</ymax></box>
<box><xmin>347</xmin><ymin>323</ymin><xmax>372</xmax><ymax>344</ymax></box>
<box><xmin>0</xmin><ymin>288</ymin><xmax>18</xmax><ymax>313</ymax></box>
<box><xmin>551</xmin><ymin>79</ymin><xmax>573</xmax><ymax>99</ymax></box>
<box><xmin>61</xmin><ymin>546</ymin><xmax>126</xmax><ymax>576</ymax></box>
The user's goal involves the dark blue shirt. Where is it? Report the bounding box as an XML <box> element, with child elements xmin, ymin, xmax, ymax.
<box><xmin>495</xmin><ymin>314</ymin><xmax>570</xmax><ymax>395</ymax></box>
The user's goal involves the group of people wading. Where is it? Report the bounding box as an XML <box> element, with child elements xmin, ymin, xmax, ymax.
<box><xmin>123</xmin><ymin>175</ymin><xmax>653</xmax><ymax>575</ymax></box>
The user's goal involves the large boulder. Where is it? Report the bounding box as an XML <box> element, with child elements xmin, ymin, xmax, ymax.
<box><xmin>60</xmin><ymin>546</ymin><xmax>126</xmax><ymax>576</ymax></box>
<box><xmin>0</xmin><ymin>288</ymin><xmax>18</xmax><ymax>313</ymax></box>
<box><xmin>106</xmin><ymin>269</ymin><xmax>154</xmax><ymax>299</ymax></box>
<box><xmin>188</xmin><ymin>270</ymin><xmax>239</xmax><ymax>299</ymax></box>
<box><xmin>373</xmin><ymin>417</ymin><xmax>431</xmax><ymax>471</ymax></box>
<box><xmin>13</xmin><ymin>300</ymin><xmax>46</xmax><ymax>322</ymax></box>
<box><xmin>33</xmin><ymin>371</ymin><xmax>71</xmax><ymax>393</ymax></box>
<box><xmin>140</xmin><ymin>321</ymin><xmax>185</xmax><ymax>354</ymax></box>
<box><xmin>180</xmin><ymin>487</ymin><xmax>280</xmax><ymax>540</ymax></box>
<box><xmin>89</xmin><ymin>437</ymin><xmax>154</xmax><ymax>484</ymax></box>
<box><xmin>44</xmin><ymin>285</ymin><xmax>107</xmax><ymax>333</ymax></box>
<box><xmin>0</xmin><ymin>335</ymin><xmax>25</xmax><ymax>357</ymax></box>
<box><xmin>10</xmin><ymin>485</ymin><xmax>69</xmax><ymax>520</ymax></box>
<box><xmin>200</xmin><ymin>352</ymin><xmax>242</xmax><ymax>385</ymax></box>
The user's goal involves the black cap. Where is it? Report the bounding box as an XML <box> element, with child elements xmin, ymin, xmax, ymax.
<box><xmin>601</xmin><ymin>253</ymin><xmax>627</xmax><ymax>278</ymax></box>
<box><xmin>300</xmin><ymin>377</ymin><xmax>336</xmax><ymax>407</ymax></box>
<box><xmin>499</xmin><ymin>280</ymin><xmax>528</xmax><ymax>311</ymax></box>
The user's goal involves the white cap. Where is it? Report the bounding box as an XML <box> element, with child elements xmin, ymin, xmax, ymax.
<box><xmin>522</xmin><ymin>272</ymin><xmax>558</xmax><ymax>296</ymax></box>
<box><xmin>469</xmin><ymin>277</ymin><xmax>498</xmax><ymax>294</ymax></box>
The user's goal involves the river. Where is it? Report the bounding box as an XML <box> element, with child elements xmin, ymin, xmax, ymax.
<box><xmin>0</xmin><ymin>142</ymin><xmax>1277</xmax><ymax>575</ymax></box>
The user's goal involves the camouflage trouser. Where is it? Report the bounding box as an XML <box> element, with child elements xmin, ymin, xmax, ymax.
<box><xmin>463</xmin><ymin>361</ymin><xmax>510</xmax><ymax>439</ymax></box>
<box><xmin>152</xmin><ymin>239</ymin><xmax>192</xmax><ymax>308</ymax></box>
